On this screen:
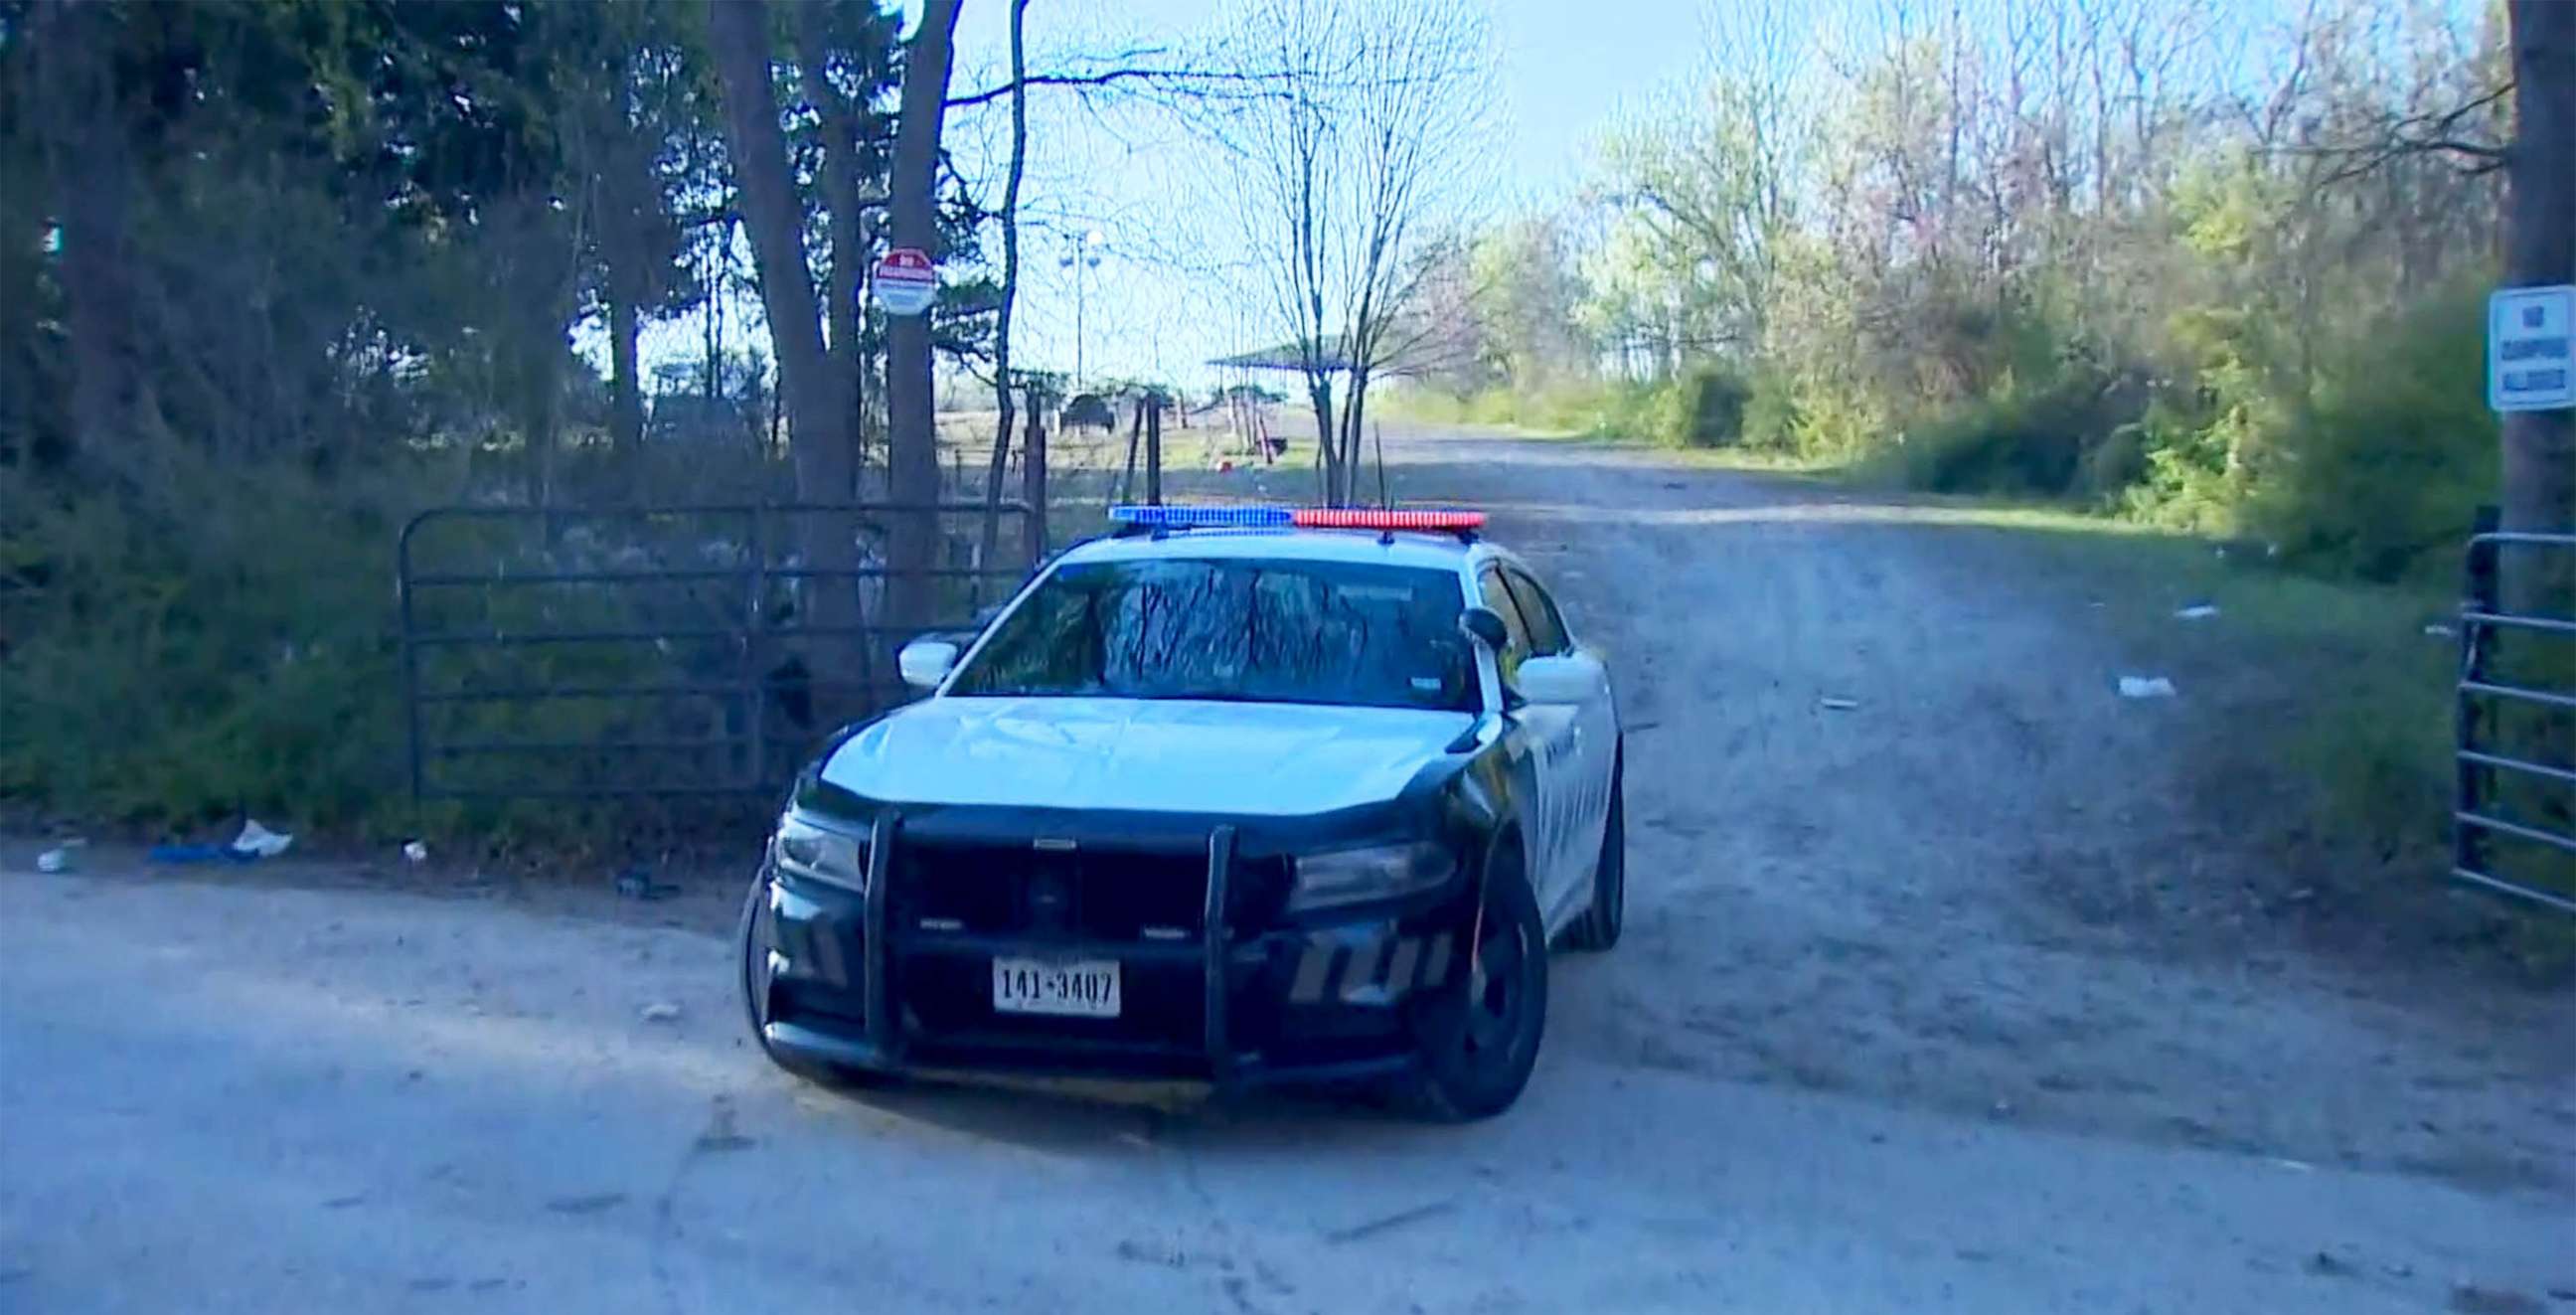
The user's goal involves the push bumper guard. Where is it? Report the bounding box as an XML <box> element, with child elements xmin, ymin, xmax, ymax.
<box><xmin>755</xmin><ymin>809</ymin><xmax>1464</xmax><ymax>1088</ymax></box>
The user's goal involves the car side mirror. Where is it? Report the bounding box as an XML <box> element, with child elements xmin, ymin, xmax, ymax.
<box><xmin>897</xmin><ymin>639</ymin><xmax>960</xmax><ymax>691</ymax></box>
<box><xmin>1514</xmin><ymin>652</ymin><xmax>1602</xmax><ymax>705</ymax></box>
<box><xmin>1460</xmin><ymin>605</ymin><xmax>1510</xmax><ymax>651</ymax></box>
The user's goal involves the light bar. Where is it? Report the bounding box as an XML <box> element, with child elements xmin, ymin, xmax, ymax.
<box><xmin>1291</xmin><ymin>508</ymin><xmax>1485</xmax><ymax>531</ymax></box>
<box><xmin>1107</xmin><ymin>504</ymin><xmax>1486</xmax><ymax>534</ymax></box>
<box><xmin>1108</xmin><ymin>505</ymin><xmax>1293</xmax><ymax>528</ymax></box>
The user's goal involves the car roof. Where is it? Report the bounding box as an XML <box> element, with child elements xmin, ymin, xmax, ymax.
<box><xmin>1056</xmin><ymin>526</ymin><xmax>1482</xmax><ymax>572</ymax></box>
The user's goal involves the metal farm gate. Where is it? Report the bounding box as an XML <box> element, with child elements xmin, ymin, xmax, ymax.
<box><xmin>398</xmin><ymin>501</ymin><xmax>1037</xmax><ymax>800</ymax></box>
<box><xmin>2453</xmin><ymin>525</ymin><xmax>2576</xmax><ymax>912</ymax></box>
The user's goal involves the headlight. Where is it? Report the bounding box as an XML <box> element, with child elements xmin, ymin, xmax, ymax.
<box><xmin>771</xmin><ymin>811</ymin><xmax>869</xmax><ymax>892</ymax></box>
<box><xmin>1288</xmin><ymin>841</ymin><xmax>1455</xmax><ymax>911</ymax></box>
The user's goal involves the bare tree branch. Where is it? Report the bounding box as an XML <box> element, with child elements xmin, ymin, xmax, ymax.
<box><xmin>948</xmin><ymin>66</ymin><xmax>1299</xmax><ymax>110</ymax></box>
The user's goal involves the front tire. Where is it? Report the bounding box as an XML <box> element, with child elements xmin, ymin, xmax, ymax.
<box><xmin>1563</xmin><ymin>759</ymin><xmax>1625</xmax><ymax>952</ymax></box>
<box><xmin>1407</xmin><ymin>840</ymin><xmax>1547</xmax><ymax>1121</ymax></box>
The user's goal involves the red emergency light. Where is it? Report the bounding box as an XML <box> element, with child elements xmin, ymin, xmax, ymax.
<box><xmin>1289</xmin><ymin>508</ymin><xmax>1486</xmax><ymax>531</ymax></box>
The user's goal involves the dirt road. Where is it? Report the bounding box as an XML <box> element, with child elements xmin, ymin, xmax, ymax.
<box><xmin>4</xmin><ymin>430</ymin><xmax>2568</xmax><ymax>1313</ymax></box>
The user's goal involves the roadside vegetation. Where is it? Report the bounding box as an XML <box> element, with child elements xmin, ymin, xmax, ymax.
<box><xmin>1385</xmin><ymin>0</ymin><xmax>2570</xmax><ymax>921</ymax></box>
<box><xmin>0</xmin><ymin>1</ymin><xmax>1004</xmax><ymax>850</ymax></box>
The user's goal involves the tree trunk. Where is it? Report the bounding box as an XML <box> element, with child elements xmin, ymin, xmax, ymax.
<box><xmin>796</xmin><ymin>3</ymin><xmax>870</xmax><ymax>502</ymax></box>
<box><xmin>883</xmin><ymin>0</ymin><xmax>964</xmax><ymax>636</ymax></box>
<box><xmin>36</xmin><ymin>0</ymin><xmax>142</xmax><ymax>481</ymax></box>
<box><xmin>978</xmin><ymin>0</ymin><xmax>1032</xmax><ymax>593</ymax></box>
<box><xmin>1340</xmin><ymin>369</ymin><xmax>1372</xmax><ymax>507</ymax></box>
<box><xmin>608</xmin><ymin>287</ymin><xmax>643</xmax><ymax>456</ymax></box>
<box><xmin>2503</xmin><ymin>0</ymin><xmax>2576</xmax><ymax>616</ymax></box>
<box><xmin>1306</xmin><ymin>375</ymin><xmax>1339</xmax><ymax>504</ymax></box>
<box><xmin>709</xmin><ymin>0</ymin><xmax>865</xmax><ymax>689</ymax></box>
<box><xmin>709</xmin><ymin>0</ymin><xmax>846</xmax><ymax>501</ymax></box>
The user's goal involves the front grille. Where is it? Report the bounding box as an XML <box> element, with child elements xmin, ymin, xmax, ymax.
<box><xmin>892</xmin><ymin>841</ymin><xmax>1208</xmax><ymax>940</ymax></box>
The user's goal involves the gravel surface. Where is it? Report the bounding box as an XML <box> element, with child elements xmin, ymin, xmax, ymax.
<box><xmin>3</xmin><ymin>428</ymin><xmax>2568</xmax><ymax>1313</ymax></box>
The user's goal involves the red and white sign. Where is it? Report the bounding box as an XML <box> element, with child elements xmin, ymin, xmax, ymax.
<box><xmin>873</xmin><ymin>247</ymin><xmax>938</xmax><ymax>316</ymax></box>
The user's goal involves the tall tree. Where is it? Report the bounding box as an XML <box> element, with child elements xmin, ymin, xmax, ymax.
<box><xmin>27</xmin><ymin>0</ymin><xmax>143</xmax><ymax>478</ymax></box>
<box><xmin>978</xmin><ymin>0</ymin><xmax>1033</xmax><ymax>584</ymax></box>
<box><xmin>707</xmin><ymin>0</ymin><xmax>848</xmax><ymax>505</ymax></box>
<box><xmin>556</xmin><ymin>0</ymin><xmax>704</xmax><ymax>461</ymax></box>
<box><xmin>883</xmin><ymin>0</ymin><xmax>964</xmax><ymax>632</ymax></box>
<box><xmin>1217</xmin><ymin>0</ymin><xmax>1492</xmax><ymax>505</ymax></box>
<box><xmin>794</xmin><ymin>1</ymin><xmax>902</xmax><ymax>490</ymax></box>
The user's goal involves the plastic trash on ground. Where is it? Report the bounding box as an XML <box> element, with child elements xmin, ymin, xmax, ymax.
<box><xmin>35</xmin><ymin>839</ymin><xmax>86</xmax><ymax>874</ymax></box>
<box><xmin>402</xmin><ymin>841</ymin><xmax>430</xmax><ymax>864</ymax></box>
<box><xmin>1818</xmin><ymin>696</ymin><xmax>1860</xmax><ymax>711</ymax></box>
<box><xmin>233</xmin><ymin>819</ymin><xmax>294</xmax><ymax>859</ymax></box>
<box><xmin>149</xmin><ymin>843</ymin><xmax>256</xmax><ymax>865</ymax></box>
<box><xmin>2174</xmin><ymin>603</ymin><xmax>2219</xmax><ymax>620</ymax></box>
<box><xmin>2117</xmin><ymin>675</ymin><xmax>2177</xmax><ymax>699</ymax></box>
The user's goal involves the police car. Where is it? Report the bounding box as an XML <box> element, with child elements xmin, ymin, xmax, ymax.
<box><xmin>737</xmin><ymin>505</ymin><xmax>1624</xmax><ymax>1119</ymax></box>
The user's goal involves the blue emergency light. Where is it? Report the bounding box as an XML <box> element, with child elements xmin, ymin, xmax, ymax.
<box><xmin>1107</xmin><ymin>505</ymin><xmax>1294</xmax><ymax>529</ymax></box>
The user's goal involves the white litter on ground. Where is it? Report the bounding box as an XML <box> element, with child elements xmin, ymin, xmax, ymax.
<box><xmin>233</xmin><ymin>819</ymin><xmax>294</xmax><ymax>859</ymax></box>
<box><xmin>35</xmin><ymin>839</ymin><xmax>86</xmax><ymax>874</ymax></box>
<box><xmin>640</xmin><ymin>1002</ymin><xmax>683</xmax><ymax>1024</ymax></box>
<box><xmin>1819</xmin><ymin>696</ymin><xmax>1861</xmax><ymax>711</ymax></box>
<box><xmin>2423</xmin><ymin>623</ymin><xmax>2456</xmax><ymax>638</ymax></box>
<box><xmin>402</xmin><ymin>841</ymin><xmax>429</xmax><ymax>864</ymax></box>
<box><xmin>2117</xmin><ymin>676</ymin><xmax>2178</xmax><ymax>699</ymax></box>
<box><xmin>2174</xmin><ymin>604</ymin><xmax>2219</xmax><ymax>620</ymax></box>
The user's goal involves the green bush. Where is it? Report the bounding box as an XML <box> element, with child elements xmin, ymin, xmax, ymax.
<box><xmin>1866</xmin><ymin>353</ymin><xmax>2144</xmax><ymax>498</ymax></box>
<box><xmin>0</xmin><ymin>458</ymin><xmax>420</xmax><ymax>830</ymax></box>
<box><xmin>1641</xmin><ymin>366</ymin><xmax>1743</xmax><ymax>447</ymax></box>
<box><xmin>1738</xmin><ymin>367</ymin><xmax>1805</xmax><ymax>451</ymax></box>
<box><xmin>0</xmin><ymin>450</ymin><xmax>813</xmax><ymax>849</ymax></box>
<box><xmin>2248</xmin><ymin>291</ymin><xmax>2496</xmax><ymax>583</ymax></box>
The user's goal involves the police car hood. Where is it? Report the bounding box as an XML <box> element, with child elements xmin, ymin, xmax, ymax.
<box><xmin>821</xmin><ymin>696</ymin><xmax>1474</xmax><ymax>816</ymax></box>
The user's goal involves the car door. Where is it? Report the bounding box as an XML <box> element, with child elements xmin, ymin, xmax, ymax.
<box><xmin>1502</xmin><ymin>565</ymin><xmax>1616</xmax><ymax>918</ymax></box>
<box><xmin>1477</xmin><ymin>564</ymin><xmax>1585</xmax><ymax>921</ymax></box>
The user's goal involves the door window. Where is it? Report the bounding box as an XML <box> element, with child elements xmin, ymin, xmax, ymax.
<box><xmin>1475</xmin><ymin>565</ymin><xmax>1534</xmax><ymax>685</ymax></box>
<box><xmin>1502</xmin><ymin>568</ymin><xmax>1570</xmax><ymax>655</ymax></box>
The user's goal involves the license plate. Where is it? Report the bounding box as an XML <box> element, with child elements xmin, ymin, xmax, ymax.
<box><xmin>991</xmin><ymin>957</ymin><xmax>1121</xmax><ymax>1018</ymax></box>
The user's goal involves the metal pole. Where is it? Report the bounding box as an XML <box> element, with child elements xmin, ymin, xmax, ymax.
<box><xmin>1024</xmin><ymin>383</ymin><xmax>1048</xmax><ymax>562</ymax></box>
<box><xmin>1146</xmin><ymin>394</ymin><xmax>1163</xmax><ymax>506</ymax></box>
<box><xmin>2455</xmin><ymin>505</ymin><xmax>2500</xmax><ymax>884</ymax></box>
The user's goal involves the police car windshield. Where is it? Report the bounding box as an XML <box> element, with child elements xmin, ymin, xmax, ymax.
<box><xmin>948</xmin><ymin>557</ymin><xmax>1476</xmax><ymax>712</ymax></box>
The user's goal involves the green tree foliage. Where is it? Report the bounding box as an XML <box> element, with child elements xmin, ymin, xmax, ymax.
<box><xmin>0</xmin><ymin>0</ymin><xmax>1001</xmax><ymax>835</ymax></box>
<box><xmin>1413</xmin><ymin>0</ymin><xmax>2509</xmax><ymax>581</ymax></box>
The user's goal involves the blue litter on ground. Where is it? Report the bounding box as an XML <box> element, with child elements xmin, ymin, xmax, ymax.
<box><xmin>149</xmin><ymin>844</ymin><xmax>260</xmax><ymax>866</ymax></box>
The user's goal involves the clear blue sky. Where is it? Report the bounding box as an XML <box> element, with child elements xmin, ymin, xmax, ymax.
<box><xmin>905</xmin><ymin>0</ymin><xmax>2485</xmax><ymax>392</ymax></box>
<box><xmin>943</xmin><ymin>0</ymin><xmax>1708</xmax><ymax>203</ymax></box>
<box><xmin>926</xmin><ymin>0</ymin><xmax>1710</xmax><ymax>389</ymax></box>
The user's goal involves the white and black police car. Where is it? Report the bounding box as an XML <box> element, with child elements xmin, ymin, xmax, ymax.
<box><xmin>738</xmin><ymin>504</ymin><xmax>1623</xmax><ymax>1118</ymax></box>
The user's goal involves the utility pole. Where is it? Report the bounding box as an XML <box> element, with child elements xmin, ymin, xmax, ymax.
<box><xmin>2502</xmin><ymin>0</ymin><xmax>2575</xmax><ymax>617</ymax></box>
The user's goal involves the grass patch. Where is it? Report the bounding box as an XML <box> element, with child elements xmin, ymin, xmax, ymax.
<box><xmin>1916</xmin><ymin>504</ymin><xmax>2572</xmax><ymax>977</ymax></box>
